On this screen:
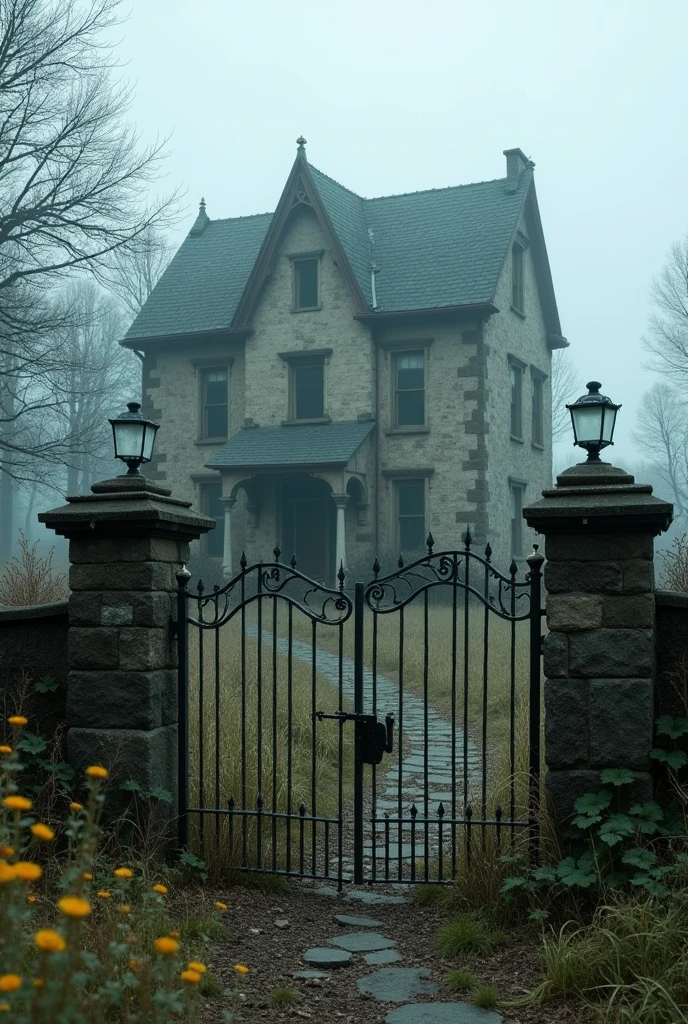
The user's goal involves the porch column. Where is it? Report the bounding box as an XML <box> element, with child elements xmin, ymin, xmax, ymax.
<box><xmin>220</xmin><ymin>496</ymin><xmax>236</xmax><ymax>578</ymax></box>
<box><xmin>332</xmin><ymin>492</ymin><xmax>348</xmax><ymax>575</ymax></box>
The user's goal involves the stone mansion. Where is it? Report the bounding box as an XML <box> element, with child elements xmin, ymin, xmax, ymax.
<box><xmin>122</xmin><ymin>141</ymin><xmax>567</xmax><ymax>581</ymax></box>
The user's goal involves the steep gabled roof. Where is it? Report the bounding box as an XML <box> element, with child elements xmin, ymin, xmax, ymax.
<box><xmin>123</xmin><ymin>146</ymin><xmax>563</xmax><ymax>344</ymax></box>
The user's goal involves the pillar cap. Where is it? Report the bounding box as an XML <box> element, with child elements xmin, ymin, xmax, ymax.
<box><xmin>39</xmin><ymin>473</ymin><xmax>216</xmax><ymax>542</ymax></box>
<box><xmin>524</xmin><ymin>459</ymin><xmax>673</xmax><ymax>536</ymax></box>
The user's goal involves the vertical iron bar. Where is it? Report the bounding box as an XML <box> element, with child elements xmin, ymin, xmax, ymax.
<box><xmin>257</xmin><ymin>572</ymin><xmax>263</xmax><ymax>819</ymax></box>
<box><xmin>397</xmin><ymin>604</ymin><xmax>405</xmax><ymax>882</ymax></box>
<box><xmin>299</xmin><ymin>803</ymin><xmax>306</xmax><ymax>875</ymax></box>
<box><xmin>510</xmin><ymin>573</ymin><xmax>517</xmax><ymax>841</ymax></box>
<box><xmin>384</xmin><ymin>814</ymin><xmax>390</xmax><ymax>882</ymax></box>
<box><xmin>176</xmin><ymin>572</ymin><xmax>190</xmax><ymax>849</ymax></box>
<box><xmin>324</xmin><ymin>820</ymin><xmax>330</xmax><ymax>880</ymax></box>
<box><xmin>423</xmin><ymin>588</ymin><xmax>429</xmax><ymax>882</ymax></box>
<box><xmin>287</xmin><ymin>604</ymin><xmax>294</xmax><ymax>874</ymax></box>
<box><xmin>240</xmin><ymin>570</ymin><xmax>247</xmax><ymax>865</ymax></box>
<box><xmin>438</xmin><ymin>803</ymin><xmax>445</xmax><ymax>883</ymax></box>
<box><xmin>451</xmin><ymin>554</ymin><xmax>458</xmax><ymax>878</ymax></box>
<box><xmin>527</xmin><ymin>548</ymin><xmax>544</xmax><ymax>862</ymax></box>
<box><xmin>271</xmin><ymin>596</ymin><xmax>278</xmax><ymax>872</ymax></box>
<box><xmin>214</xmin><ymin>619</ymin><xmax>220</xmax><ymax>848</ymax></box>
<box><xmin>463</xmin><ymin>554</ymin><xmax>470</xmax><ymax>813</ymax></box>
<box><xmin>337</xmin><ymin>619</ymin><xmax>344</xmax><ymax>890</ymax></box>
<box><xmin>311</xmin><ymin>619</ymin><xmax>318</xmax><ymax>877</ymax></box>
<box><xmin>495</xmin><ymin>804</ymin><xmax>502</xmax><ymax>858</ymax></box>
<box><xmin>198</xmin><ymin>600</ymin><xmax>205</xmax><ymax>847</ymax></box>
<box><xmin>353</xmin><ymin>582</ymin><xmax>365</xmax><ymax>885</ymax></box>
<box><xmin>371</xmin><ymin>603</ymin><xmax>378</xmax><ymax>884</ymax></box>
<box><xmin>481</xmin><ymin>561</ymin><xmax>489</xmax><ymax>847</ymax></box>
<box><xmin>228</xmin><ymin>797</ymin><xmax>235</xmax><ymax>865</ymax></box>
<box><xmin>466</xmin><ymin>803</ymin><xmax>472</xmax><ymax>868</ymax></box>
<box><xmin>410</xmin><ymin>804</ymin><xmax>417</xmax><ymax>883</ymax></box>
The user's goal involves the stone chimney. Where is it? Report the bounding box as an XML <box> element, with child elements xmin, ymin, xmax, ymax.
<box><xmin>503</xmin><ymin>148</ymin><xmax>531</xmax><ymax>180</ymax></box>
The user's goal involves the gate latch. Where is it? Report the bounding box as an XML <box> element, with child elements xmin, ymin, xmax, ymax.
<box><xmin>314</xmin><ymin>711</ymin><xmax>395</xmax><ymax>765</ymax></box>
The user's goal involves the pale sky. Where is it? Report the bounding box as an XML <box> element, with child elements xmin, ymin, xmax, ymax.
<box><xmin>119</xmin><ymin>0</ymin><xmax>688</xmax><ymax>466</ymax></box>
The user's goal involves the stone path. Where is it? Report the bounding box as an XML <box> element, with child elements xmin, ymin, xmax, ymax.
<box><xmin>250</xmin><ymin>627</ymin><xmax>482</xmax><ymax>875</ymax></box>
<box><xmin>295</xmin><ymin>888</ymin><xmax>504</xmax><ymax>1022</ymax></box>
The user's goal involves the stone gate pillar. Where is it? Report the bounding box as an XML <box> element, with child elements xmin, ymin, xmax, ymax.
<box><xmin>523</xmin><ymin>461</ymin><xmax>672</xmax><ymax>835</ymax></box>
<box><xmin>39</xmin><ymin>476</ymin><xmax>214</xmax><ymax>821</ymax></box>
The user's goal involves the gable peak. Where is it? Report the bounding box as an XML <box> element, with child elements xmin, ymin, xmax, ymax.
<box><xmin>189</xmin><ymin>197</ymin><xmax>210</xmax><ymax>236</ymax></box>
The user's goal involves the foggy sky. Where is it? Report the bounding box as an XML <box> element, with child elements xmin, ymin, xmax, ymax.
<box><xmin>119</xmin><ymin>0</ymin><xmax>688</xmax><ymax>466</ymax></box>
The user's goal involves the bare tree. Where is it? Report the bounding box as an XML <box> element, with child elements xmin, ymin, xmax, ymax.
<box><xmin>551</xmin><ymin>347</ymin><xmax>582</xmax><ymax>443</ymax></box>
<box><xmin>643</xmin><ymin>235</ymin><xmax>688</xmax><ymax>381</ymax></box>
<box><xmin>0</xmin><ymin>0</ymin><xmax>181</xmax><ymax>557</ymax></box>
<box><xmin>634</xmin><ymin>383</ymin><xmax>688</xmax><ymax>520</ymax></box>
<box><xmin>100</xmin><ymin>226</ymin><xmax>173</xmax><ymax>320</ymax></box>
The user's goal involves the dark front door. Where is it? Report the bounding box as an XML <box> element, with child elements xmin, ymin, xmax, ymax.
<box><xmin>281</xmin><ymin>475</ymin><xmax>335</xmax><ymax>581</ymax></box>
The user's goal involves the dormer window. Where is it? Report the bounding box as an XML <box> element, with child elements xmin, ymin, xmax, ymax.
<box><xmin>292</xmin><ymin>255</ymin><xmax>320</xmax><ymax>311</ymax></box>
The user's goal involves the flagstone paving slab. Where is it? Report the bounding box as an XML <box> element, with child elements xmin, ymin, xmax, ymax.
<box><xmin>345</xmin><ymin>890</ymin><xmax>408</xmax><ymax>905</ymax></box>
<box><xmin>357</xmin><ymin>967</ymin><xmax>438</xmax><ymax>1002</ymax></box>
<box><xmin>334</xmin><ymin>914</ymin><xmax>384</xmax><ymax>928</ymax></box>
<box><xmin>292</xmin><ymin>969</ymin><xmax>331</xmax><ymax>980</ymax></box>
<box><xmin>385</xmin><ymin>1003</ymin><xmax>503</xmax><ymax>1022</ymax></box>
<box><xmin>303</xmin><ymin>948</ymin><xmax>352</xmax><ymax>968</ymax></box>
<box><xmin>364</xmin><ymin>949</ymin><xmax>402</xmax><ymax>965</ymax></box>
<box><xmin>329</xmin><ymin>932</ymin><xmax>397</xmax><ymax>952</ymax></box>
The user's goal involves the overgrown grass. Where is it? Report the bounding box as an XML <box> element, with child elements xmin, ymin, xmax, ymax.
<box><xmin>436</xmin><ymin>914</ymin><xmax>506</xmax><ymax>955</ymax></box>
<box><xmin>446</xmin><ymin>968</ymin><xmax>478</xmax><ymax>992</ymax></box>
<box><xmin>269</xmin><ymin>986</ymin><xmax>299</xmax><ymax>1006</ymax></box>
<box><xmin>473</xmin><ymin>985</ymin><xmax>500</xmax><ymax>1009</ymax></box>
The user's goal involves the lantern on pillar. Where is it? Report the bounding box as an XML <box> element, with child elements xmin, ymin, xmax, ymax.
<box><xmin>566</xmin><ymin>382</ymin><xmax>621</xmax><ymax>463</ymax></box>
<box><xmin>109</xmin><ymin>402</ymin><xmax>160</xmax><ymax>475</ymax></box>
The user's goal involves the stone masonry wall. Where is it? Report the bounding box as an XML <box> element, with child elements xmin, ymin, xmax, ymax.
<box><xmin>485</xmin><ymin>211</ymin><xmax>553</xmax><ymax>569</ymax></box>
<box><xmin>543</xmin><ymin>530</ymin><xmax>655</xmax><ymax>826</ymax></box>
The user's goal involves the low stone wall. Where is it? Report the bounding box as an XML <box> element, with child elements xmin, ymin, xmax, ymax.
<box><xmin>0</xmin><ymin>602</ymin><xmax>69</xmax><ymax>738</ymax></box>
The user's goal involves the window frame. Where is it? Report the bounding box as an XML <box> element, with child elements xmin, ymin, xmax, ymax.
<box><xmin>531</xmin><ymin>368</ymin><xmax>547</xmax><ymax>448</ymax></box>
<box><xmin>392</xmin><ymin>349</ymin><xmax>427</xmax><ymax>429</ymax></box>
<box><xmin>199</xmin><ymin>481</ymin><xmax>225</xmax><ymax>558</ymax></box>
<box><xmin>391</xmin><ymin>475</ymin><xmax>428</xmax><ymax>552</ymax></box>
<box><xmin>290</xmin><ymin>251</ymin><xmax>323</xmax><ymax>312</ymax></box>
<box><xmin>509</xmin><ymin>478</ymin><xmax>527</xmax><ymax>560</ymax></box>
<box><xmin>508</xmin><ymin>356</ymin><xmax>525</xmax><ymax>441</ymax></box>
<box><xmin>511</xmin><ymin>242</ymin><xmax>525</xmax><ymax>315</ymax></box>
<box><xmin>288</xmin><ymin>356</ymin><xmax>326</xmax><ymax>422</ymax></box>
<box><xmin>198</xmin><ymin>364</ymin><xmax>229</xmax><ymax>441</ymax></box>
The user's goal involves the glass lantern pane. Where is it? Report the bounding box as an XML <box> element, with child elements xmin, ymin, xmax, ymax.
<box><xmin>114</xmin><ymin>421</ymin><xmax>144</xmax><ymax>459</ymax></box>
<box><xmin>142</xmin><ymin>423</ymin><xmax>157</xmax><ymax>461</ymax></box>
<box><xmin>572</xmin><ymin>405</ymin><xmax>603</xmax><ymax>443</ymax></box>
<box><xmin>600</xmin><ymin>407</ymin><xmax>617</xmax><ymax>443</ymax></box>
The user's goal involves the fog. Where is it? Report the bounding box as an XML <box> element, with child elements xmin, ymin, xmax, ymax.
<box><xmin>120</xmin><ymin>0</ymin><xmax>688</xmax><ymax>465</ymax></box>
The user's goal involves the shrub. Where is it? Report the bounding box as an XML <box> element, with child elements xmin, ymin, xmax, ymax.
<box><xmin>0</xmin><ymin>535</ymin><xmax>68</xmax><ymax>606</ymax></box>
<box><xmin>660</xmin><ymin>534</ymin><xmax>688</xmax><ymax>593</ymax></box>
<box><xmin>0</xmin><ymin>715</ymin><xmax>230</xmax><ymax>1022</ymax></box>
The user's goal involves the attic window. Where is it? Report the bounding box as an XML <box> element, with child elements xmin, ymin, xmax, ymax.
<box><xmin>293</xmin><ymin>258</ymin><xmax>320</xmax><ymax>311</ymax></box>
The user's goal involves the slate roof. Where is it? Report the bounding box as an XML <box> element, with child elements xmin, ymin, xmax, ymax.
<box><xmin>205</xmin><ymin>421</ymin><xmax>376</xmax><ymax>469</ymax></box>
<box><xmin>124</xmin><ymin>158</ymin><xmax>534</xmax><ymax>342</ymax></box>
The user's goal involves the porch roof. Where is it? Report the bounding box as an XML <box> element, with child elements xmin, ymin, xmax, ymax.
<box><xmin>205</xmin><ymin>420</ymin><xmax>375</xmax><ymax>470</ymax></box>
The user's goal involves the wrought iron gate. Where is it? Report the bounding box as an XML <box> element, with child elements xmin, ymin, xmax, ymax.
<box><xmin>177</xmin><ymin>533</ymin><xmax>544</xmax><ymax>885</ymax></box>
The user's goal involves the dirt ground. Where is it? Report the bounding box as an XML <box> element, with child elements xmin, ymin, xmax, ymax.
<box><xmin>198</xmin><ymin>879</ymin><xmax>595</xmax><ymax>1024</ymax></box>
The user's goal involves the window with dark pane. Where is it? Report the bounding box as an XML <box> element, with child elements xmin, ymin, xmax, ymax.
<box><xmin>512</xmin><ymin>244</ymin><xmax>525</xmax><ymax>312</ymax></box>
<box><xmin>510</xmin><ymin>482</ymin><xmax>525</xmax><ymax>558</ymax></box>
<box><xmin>294</xmin><ymin>258</ymin><xmax>319</xmax><ymax>310</ymax></box>
<box><xmin>202</xmin><ymin>368</ymin><xmax>228</xmax><ymax>438</ymax></box>
<box><xmin>293</xmin><ymin>361</ymin><xmax>324</xmax><ymax>419</ymax></box>
<box><xmin>395</xmin><ymin>351</ymin><xmax>425</xmax><ymax>426</ymax></box>
<box><xmin>201</xmin><ymin>482</ymin><xmax>225</xmax><ymax>558</ymax></box>
<box><xmin>397</xmin><ymin>479</ymin><xmax>426</xmax><ymax>551</ymax></box>
<box><xmin>510</xmin><ymin>363</ymin><xmax>523</xmax><ymax>438</ymax></box>
<box><xmin>532</xmin><ymin>374</ymin><xmax>544</xmax><ymax>446</ymax></box>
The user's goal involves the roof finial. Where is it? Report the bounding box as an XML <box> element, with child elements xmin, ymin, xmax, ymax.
<box><xmin>296</xmin><ymin>135</ymin><xmax>307</xmax><ymax>152</ymax></box>
<box><xmin>199</xmin><ymin>197</ymin><xmax>206</xmax><ymax>211</ymax></box>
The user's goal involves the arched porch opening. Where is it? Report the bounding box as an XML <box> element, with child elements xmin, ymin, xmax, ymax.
<box><xmin>280</xmin><ymin>474</ymin><xmax>336</xmax><ymax>582</ymax></box>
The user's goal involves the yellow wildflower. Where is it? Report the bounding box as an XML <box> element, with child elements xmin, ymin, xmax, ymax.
<box><xmin>34</xmin><ymin>929</ymin><xmax>66</xmax><ymax>953</ymax></box>
<box><xmin>69</xmin><ymin>802</ymin><xmax>83</xmax><ymax>813</ymax></box>
<box><xmin>181</xmin><ymin>969</ymin><xmax>201</xmax><ymax>984</ymax></box>
<box><xmin>154</xmin><ymin>936</ymin><xmax>178</xmax><ymax>955</ymax></box>
<box><xmin>85</xmin><ymin>765</ymin><xmax>108</xmax><ymax>779</ymax></box>
<box><xmin>215</xmin><ymin>901</ymin><xmax>228</xmax><ymax>911</ymax></box>
<box><xmin>153</xmin><ymin>883</ymin><xmax>168</xmax><ymax>894</ymax></box>
<box><xmin>168</xmin><ymin>930</ymin><xmax>180</xmax><ymax>938</ymax></box>
<box><xmin>234</xmin><ymin>964</ymin><xmax>249</xmax><ymax>974</ymax></box>
<box><xmin>188</xmin><ymin>961</ymin><xmax>207</xmax><ymax>974</ymax></box>
<box><xmin>30</xmin><ymin>823</ymin><xmax>55</xmax><ymax>842</ymax></box>
<box><xmin>97</xmin><ymin>890</ymin><xmax>111</xmax><ymax>899</ymax></box>
<box><xmin>7</xmin><ymin>715</ymin><xmax>27</xmax><ymax>726</ymax></box>
<box><xmin>0</xmin><ymin>975</ymin><xmax>21</xmax><ymax>992</ymax></box>
<box><xmin>14</xmin><ymin>862</ymin><xmax>42</xmax><ymax>881</ymax></box>
<box><xmin>0</xmin><ymin>846</ymin><xmax>13</xmax><ymax>857</ymax></box>
<box><xmin>83</xmin><ymin>872</ymin><xmax>93</xmax><ymax>881</ymax></box>
<box><xmin>58</xmin><ymin>896</ymin><xmax>91</xmax><ymax>918</ymax></box>
<box><xmin>27</xmin><ymin>894</ymin><xmax>37</xmax><ymax>903</ymax></box>
<box><xmin>0</xmin><ymin>1004</ymin><xmax>9</xmax><ymax>1011</ymax></box>
<box><xmin>0</xmin><ymin>746</ymin><xmax>11</xmax><ymax>755</ymax></box>
<box><xmin>33</xmin><ymin>980</ymin><xmax>44</xmax><ymax>988</ymax></box>
<box><xmin>0</xmin><ymin>864</ymin><xmax>15</xmax><ymax>883</ymax></box>
<box><xmin>119</xmin><ymin>905</ymin><xmax>131</xmax><ymax>914</ymax></box>
<box><xmin>3</xmin><ymin>795</ymin><xmax>32</xmax><ymax>812</ymax></box>
<box><xmin>114</xmin><ymin>867</ymin><xmax>133</xmax><ymax>879</ymax></box>
<box><xmin>128</xmin><ymin>959</ymin><xmax>140</xmax><ymax>972</ymax></box>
